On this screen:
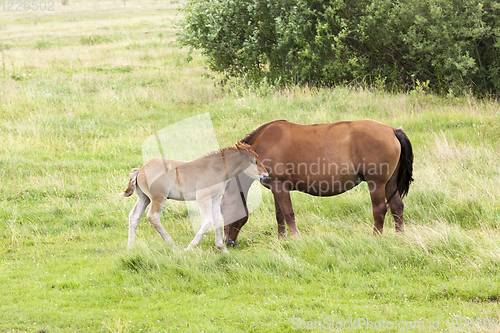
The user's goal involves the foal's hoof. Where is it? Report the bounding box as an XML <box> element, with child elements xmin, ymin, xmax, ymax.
<box><xmin>220</xmin><ymin>248</ymin><xmax>230</xmax><ymax>254</ymax></box>
<box><xmin>226</xmin><ymin>240</ymin><xmax>237</xmax><ymax>247</ymax></box>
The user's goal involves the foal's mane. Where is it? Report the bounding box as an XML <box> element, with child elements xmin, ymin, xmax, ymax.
<box><xmin>240</xmin><ymin>119</ymin><xmax>288</xmax><ymax>144</ymax></box>
<box><xmin>200</xmin><ymin>146</ymin><xmax>237</xmax><ymax>158</ymax></box>
<box><xmin>197</xmin><ymin>141</ymin><xmax>259</xmax><ymax>159</ymax></box>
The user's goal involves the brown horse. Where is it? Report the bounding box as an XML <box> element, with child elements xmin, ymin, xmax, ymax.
<box><xmin>222</xmin><ymin>119</ymin><xmax>413</xmax><ymax>246</ymax></box>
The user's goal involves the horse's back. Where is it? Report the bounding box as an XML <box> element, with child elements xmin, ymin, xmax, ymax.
<box><xmin>250</xmin><ymin>119</ymin><xmax>399</xmax><ymax>160</ymax></box>
<box><xmin>249</xmin><ymin>119</ymin><xmax>401</xmax><ymax>185</ymax></box>
<box><xmin>349</xmin><ymin>120</ymin><xmax>401</xmax><ymax>162</ymax></box>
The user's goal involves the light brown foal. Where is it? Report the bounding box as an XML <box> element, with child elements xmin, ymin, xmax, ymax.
<box><xmin>120</xmin><ymin>141</ymin><xmax>269</xmax><ymax>253</ymax></box>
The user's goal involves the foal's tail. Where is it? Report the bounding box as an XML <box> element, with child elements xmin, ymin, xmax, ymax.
<box><xmin>119</xmin><ymin>168</ymin><xmax>140</xmax><ymax>197</ymax></box>
<box><xmin>394</xmin><ymin>128</ymin><xmax>414</xmax><ymax>198</ymax></box>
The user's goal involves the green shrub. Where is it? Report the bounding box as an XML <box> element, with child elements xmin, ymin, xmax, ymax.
<box><xmin>177</xmin><ymin>0</ymin><xmax>500</xmax><ymax>95</ymax></box>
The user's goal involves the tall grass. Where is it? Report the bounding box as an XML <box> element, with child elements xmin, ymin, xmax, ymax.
<box><xmin>0</xmin><ymin>1</ymin><xmax>499</xmax><ymax>332</ymax></box>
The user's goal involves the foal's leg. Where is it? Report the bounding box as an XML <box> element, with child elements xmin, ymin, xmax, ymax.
<box><xmin>147</xmin><ymin>195</ymin><xmax>174</xmax><ymax>245</ymax></box>
<box><xmin>213</xmin><ymin>196</ymin><xmax>229</xmax><ymax>254</ymax></box>
<box><xmin>368</xmin><ymin>182</ymin><xmax>388</xmax><ymax>235</ymax></box>
<box><xmin>186</xmin><ymin>196</ymin><xmax>213</xmax><ymax>250</ymax></box>
<box><xmin>271</xmin><ymin>182</ymin><xmax>300</xmax><ymax>238</ymax></box>
<box><xmin>127</xmin><ymin>189</ymin><xmax>150</xmax><ymax>249</ymax></box>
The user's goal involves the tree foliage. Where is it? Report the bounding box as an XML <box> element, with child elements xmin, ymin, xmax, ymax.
<box><xmin>177</xmin><ymin>0</ymin><xmax>500</xmax><ymax>94</ymax></box>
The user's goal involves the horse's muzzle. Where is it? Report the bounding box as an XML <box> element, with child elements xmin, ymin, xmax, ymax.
<box><xmin>259</xmin><ymin>174</ymin><xmax>270</xmax><ymax>184</ymax></box>
<box><xmin>226</xmin><ymin>239</ymin><xmax>238</xmax><ymax>247</ymax></box>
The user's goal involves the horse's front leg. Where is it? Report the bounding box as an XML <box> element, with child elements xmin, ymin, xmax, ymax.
<box><xmin>271</xmin><ymin>182</ymin><xmax>300</xmax><ymax>238</ymax></box>
<box><xmin>222</xmin><ymin>174</ymin><xmax>254</xmax><ymax>247</ymax></box>
<box><xmin>274</xmin><ymin>197</ymin><xmax>287</xmax><ymax>238</ymax></box>
<box><xmin>186</xmin><ymin>196</ymin><xmax>213</xmax><ymax>251</ymax></box>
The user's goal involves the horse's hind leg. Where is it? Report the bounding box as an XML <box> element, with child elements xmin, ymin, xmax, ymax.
<box><xmin>385</xmin><ymin>179</ymin><xmax>405</xmax><ymax>233</ymax></box>
<box><xmin>147</xmin><ymin>196</ymin><xmax>174</xmax><ymax>245</ymax></box>
<box><xmin>127</xmin><ymin>188</ymin><xmax>150</xmax><ymax>249</ymax></box>
<box><xmin>368</xmin><ymin>182</ymin><xmax>388</xmax><ymax>235</ymax></box>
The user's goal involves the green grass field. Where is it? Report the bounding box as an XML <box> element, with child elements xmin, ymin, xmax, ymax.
<box><xmin>1</xmin><ymin>1</ymin><xmax>500</xmax><ymax>332</ymax></box>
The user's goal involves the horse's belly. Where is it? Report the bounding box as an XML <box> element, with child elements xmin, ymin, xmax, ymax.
<box><xmin>289</xmin><ymin>174</ymin><xmax>362</xmax><ymax>196</ymax></box>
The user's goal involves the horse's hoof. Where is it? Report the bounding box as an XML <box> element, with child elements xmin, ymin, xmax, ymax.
<box><xmin>220</xmin><ymin>248</ymin><xmax>230</xmax><ymax>254</ymax></box>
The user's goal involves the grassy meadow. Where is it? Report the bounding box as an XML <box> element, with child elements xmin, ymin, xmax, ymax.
<box><xmin>1</xmin><ymin>1</ymin><xmax>500</xmax><ymax>332</ymax></box>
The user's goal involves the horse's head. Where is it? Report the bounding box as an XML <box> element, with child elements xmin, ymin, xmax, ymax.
<box><xmin>236</xmin><ymin>141</ymin><xmax>269</xmax><ymax>184</ymax></box>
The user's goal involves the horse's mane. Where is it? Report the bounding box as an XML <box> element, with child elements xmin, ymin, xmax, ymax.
<box><xmin>240</xmin><ymin>119</ymin><xmax>288</xmax><ymax>144</ymax></box>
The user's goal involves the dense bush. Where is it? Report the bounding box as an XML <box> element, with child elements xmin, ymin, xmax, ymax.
<box><xmin>176</xmin><ymin>0</ymin><xmax>500</xmax><ymax>95</ymax></box>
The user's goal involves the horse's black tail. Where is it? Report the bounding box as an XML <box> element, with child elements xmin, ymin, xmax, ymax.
<box><xmin>394</xmin><ymin>128</ymin><xmax>414</xmax><ymax>198</ymax></box>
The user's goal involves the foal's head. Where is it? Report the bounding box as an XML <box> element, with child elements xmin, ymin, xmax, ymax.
<box><xmin>235</xmin><ymin>141</ymin><xmax>269</xmax><ymax>184</ymax></box>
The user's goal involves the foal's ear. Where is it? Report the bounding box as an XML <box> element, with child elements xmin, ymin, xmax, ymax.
<box><xmin>236</xmin><ymin>141</ymin><xmax>251</xmax><ymax>150</ymax></box>
<box><xmin>236</xmin><ymin>141</ymin><xmax>260</xmax><ymax>159</ymax></box>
